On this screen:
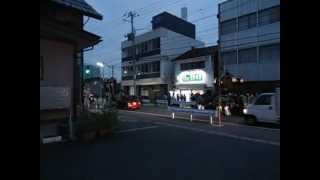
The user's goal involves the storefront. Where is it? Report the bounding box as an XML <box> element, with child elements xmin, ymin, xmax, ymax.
<box><xmin>170</xmin><ymin>69</ymin><xmax>213</xmax><ymax>102</ymax></box>
<box><xmin>171</xmin><ymin>46</ymin><xmax>218</xmax><ymax>102</ymax></box>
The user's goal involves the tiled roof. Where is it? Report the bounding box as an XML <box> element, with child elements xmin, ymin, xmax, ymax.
<box><xmin>51</xmin><ymin>0</ymin><xmax>103</xmax><ymax>20</ymax></box>
<box><xmin>173</xmin><ymin>45</ymin><xmax>218</xmax><ymax>61</ymax></box>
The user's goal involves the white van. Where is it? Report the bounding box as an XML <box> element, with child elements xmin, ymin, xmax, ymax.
<box><xmin>243</xmin><ymin>88</ymin><xmax>280</xmax><ymax>124</ymax></box>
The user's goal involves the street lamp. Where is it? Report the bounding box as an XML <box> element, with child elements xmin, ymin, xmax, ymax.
<box><xmin>96</xmin><ymin>62</ymin><xmax>105</xmax><ymax>109</ymax></box>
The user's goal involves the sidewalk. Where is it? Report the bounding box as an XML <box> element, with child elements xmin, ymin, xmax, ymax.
<box><xmin>137</xmin><ymin>105</ymin><xmax>244</xmax><ymax>124</ymax></box>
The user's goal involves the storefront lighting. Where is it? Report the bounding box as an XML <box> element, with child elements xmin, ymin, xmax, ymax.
<box><xmin>232</xmin><ymin>77</ymin><xmax>237</xmax><ymax>82</ymax></box>
<box><xmin>96</xmin><ymin>62</ymin><xmax>104</xmax><ymax>68</ymax></box>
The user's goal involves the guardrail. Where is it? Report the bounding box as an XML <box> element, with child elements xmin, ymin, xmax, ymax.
<box><xmin>168</xmin><ymin>106</ymin><xmax>217</xmax><ymax>125</ymax></box>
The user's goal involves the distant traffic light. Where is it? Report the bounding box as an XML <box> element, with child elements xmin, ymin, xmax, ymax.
<box><xmin>85</xmin><ymin>69</ymin><xmax>90</xmax><ymax>74</ymax></box>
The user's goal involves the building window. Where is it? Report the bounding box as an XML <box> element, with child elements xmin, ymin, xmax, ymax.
<box><xmin>180</xmin><ymin>61</ymin><xmax>205</xmax><ymax>71</ymax></box>
<box><xmin>151</xmin><ymin>61</ymin><xmax>160</xmax><ymax>72</ymax></box>
<box><xmin>238</xmin><ymin>12</ymin><xmax>257</xmax><ymax>31</ymax></box>
<box><xmin>222</xmin><ymin>51</ymin><xmax>237</xmax><ymax>65</ymax></box>
<box><xmin>40</xmin><ymin>56</ymin><xmax>44</xmax><ymax>80</ymax></box>
<box><xmin>152</xmin><ymin>37</ymin><xmax>160</xmax><ymax>49</ymax></box>
<box><xmin>259</xmin><ymin>6</ymin><xmax>280</xmax><ymax>26</ymax></box>
<box><xmin>123</xmin><ymin>37</ymin><xmax>161</xmax><ymax>59</ymax></box>
<box><xmin>259</xmin><ymin>43</ymin><xmax>280</xmax><ymax>63</ymax></box>
<box><xmin>221</xmin><ymin>18</ymin><xmax>236</xmax><ymax>35</ymax></box>
<box><xmin>238</xmin><ymin>47</ymin><xmax>257</xmax><ymax>64</ymax></box>
<box><xmin>147</xmin><ymin>40</ymin><xmax>153</xmax><ymax>52</ymax></box>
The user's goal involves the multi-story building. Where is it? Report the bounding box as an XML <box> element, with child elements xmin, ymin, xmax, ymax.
<box><xmin>84</xmin><ymin>64</ymin><xmax>101</xmax><ymax>79</ymax></box>
<box><xmin>121</xmin><ymin>10</ymin><xmax>204</xmax><ymax>100</ymax></box>
<box><xmin>218</xmin><ymin>0</ymin><xmax>280</xmax><ymax>93</ymax></box>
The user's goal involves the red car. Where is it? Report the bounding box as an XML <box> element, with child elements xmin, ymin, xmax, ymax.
<box><xmin>127</xmin><ymin>96</ymin><xmax>141</xmax><ymax>110</ymax></box>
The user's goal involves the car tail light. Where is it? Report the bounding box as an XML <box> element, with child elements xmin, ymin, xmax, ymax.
<box><xmin>132</xmin><ymin>102</ymin><xmax>137</xmax><ymax>106</ymax></box>
<box><xmin>128</xmin><ymin>103</ymin><xmax>132</xmax><ymax>107</ymax></box>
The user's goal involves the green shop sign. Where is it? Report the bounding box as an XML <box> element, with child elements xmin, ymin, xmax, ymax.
<box><xmin>182</xmin><ymin>73</ymin><xmax>203</xmax><ymax>82</ymax></box>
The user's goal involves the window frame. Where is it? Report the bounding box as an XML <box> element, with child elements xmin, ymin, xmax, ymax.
<box><xmin>259</xmin><ymin>43</ymin><xmax>280</xmax><ymax>63</ymax></box>
<box><xmin>222</xmin><ymin>50</ymin><xmax>237</xmax><ymax>65</ymax></box>
<box><xmin>259</xmin><ymin>5</ymin><xmax>280</xmax><ymax>26</ymax></box>
<box><xmin>238</xmin><ymin>47</ymin><xmax>257</xmax><ymax>64</ymax></box>
<box><xmin>221</xmin><ymin>18</ymin><xmax>237</xmax><ymax>35</ymax></box>
<box><xmin>238</xmin><ymin>12</ymin><xmax>257</xmax><ymax>31</ymax></box>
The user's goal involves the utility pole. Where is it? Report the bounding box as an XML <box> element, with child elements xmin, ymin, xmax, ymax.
<box><xmin>111</xmin><ymin>65</ymin><xmax>114</xmax><ymax>78</ymax></box>
<box><xmin>217</xmin><ymin>8</ymin><xmax>223</xmax><ymax>126</ymax></box>
<box><xmin>123</xmin><ymin>11</ymin><xmax>139</xmax><ymax>96</ymax></box>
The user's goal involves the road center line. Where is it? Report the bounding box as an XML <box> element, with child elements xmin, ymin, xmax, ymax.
<box><xmin>115</xmin><ymin>126</ymin><xmax>160</xmax><ymax>134</ymax></box>
<box><xmin>153</xmin><ymin>122</ymin><xmax>280</xmax><ymax>146</ymax></box>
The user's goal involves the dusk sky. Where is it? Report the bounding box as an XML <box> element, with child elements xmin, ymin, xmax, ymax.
<box><xmin>84</xmin><ymin>0</ymin><xmax>224</xmax><ymax>80</ymax></box>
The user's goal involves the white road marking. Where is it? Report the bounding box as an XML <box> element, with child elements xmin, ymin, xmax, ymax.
<box><xmin>154</xmin><ymin>122</ymin><xmax>280</xmax><ymax>146</ymax></box>
<box><xmin>116</xmin><ymin>126</ymin><xmax>160</xmax><ymax>134</ymax></box>
<box><xmin>119</xmin><ymin>110</ymin><xmax>280</xmax><ymax>132</ymax></box>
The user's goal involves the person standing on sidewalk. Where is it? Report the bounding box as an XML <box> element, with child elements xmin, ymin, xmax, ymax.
<box><xmin>166</xmin><ymin>92</ymin><xmax>171</xmax><ymax>106</ymax></box>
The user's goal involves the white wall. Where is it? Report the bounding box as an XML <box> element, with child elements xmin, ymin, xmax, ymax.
<box><xmin>161</xmin><ymin>28</ymin><xmax>204</xmax><ymax>58</ymax></box>
<box><xmin>121</xmin><ymin>27</ymin><xmax>205</xmax><ymax>87</ymax></box>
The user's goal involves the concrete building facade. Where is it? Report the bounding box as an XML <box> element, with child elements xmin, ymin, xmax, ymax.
<box><xmin>218</xmin><ymin>0</ymin><xmax>280</xmax><ymax>93</ymax></box>
<box><xmin>121</xmin><ymin>11</ymin><xmax>204</xmax><ymax>101</ymax></box>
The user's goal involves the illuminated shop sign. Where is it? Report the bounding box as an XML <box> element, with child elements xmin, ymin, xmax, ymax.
<box><xmin>177</xmin><ymin>69</ymin><xmax>206</xmax><ymax>84</ymax></box>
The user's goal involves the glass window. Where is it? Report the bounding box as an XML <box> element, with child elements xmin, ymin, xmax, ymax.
<box><xmin>155</xmin><ymin>61</ymin><xmax>160</xmax><ymax>72</ymax></box>
<box><xmin>238</xmin><ymin>47</ymin><xmax>257</xmax><ymax>63</ymax></box>
<box><xmin>259</xmin><ymin>43</ymin><xmax>280</xmax><ymax>63</ymax></box>
<box><xmin>254</xmin><ymin>95</ymin><xmax>272</xmax><ymax>105</ymax></box>
<box><xmin>221</xmin><ymin>18</ymin><xmax>236</xmax><ymax>35</ymax></box>
<box><xmin>238</xmin><ymin>13</ymin><xmax>257</xmax><ymax>31</ymax></box>
<box><xmin>147</xmin><ymin>40</ymin><xmax>153</xmax><ymax>52</ymax></box>
<box><xmin>153</xmin><ymin>37</ymin><xmax>160</xmax><ymax>49</ymax></box>
<box><xmin>259</xmin><ymin>6</ymin><xmax>280</xmax><ymax>26</ymax></box>
<box><xmin>180</xmin><ymin>61</ymin><xmax>205</xmax><ymax>71</ymax></box>
<box><xmin>222</xmin><ymin>51</ymin><xmax>237</xmax><ymax>65</ymax></box>
<box><xmin>128</xmin><ymin>47</ymin><xmax>135</xmax><ymax>57</ymax></box>
<box><xmin>144</xmin><ymin>42</ymin><xmax>148</xmax><ymax>52</ymax></box>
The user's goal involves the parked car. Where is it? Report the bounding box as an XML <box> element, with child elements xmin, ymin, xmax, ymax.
<box><xmin>116</xmin><ymin>95</ymin><xmax>141</xmax><ymax>110</ymax></box>
<box><xmin>127</xmin><ymin>95</ymin><xmax>142</xmax><ymax>110</ymax></box>
<box><xmin>243</xmin><ymin>88</ymin><xmax>280</xmax><ymax>124</ymax></box>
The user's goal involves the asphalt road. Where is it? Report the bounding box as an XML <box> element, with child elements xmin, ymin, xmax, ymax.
<box><xmin>40</xmin><ymin>111</ymin><xmax>280</xmax><ymax>180</ymax></box>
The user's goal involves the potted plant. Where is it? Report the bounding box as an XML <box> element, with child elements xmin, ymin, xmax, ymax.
<box><xmin>75</xmin><ymin>112</ymin><xmax>97</xmax><ymax>142</ymax></box>
<box><xmin>96</xmin><ymin>109</ymin><xmax>118</xmax><ymax>137</ymax></box>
